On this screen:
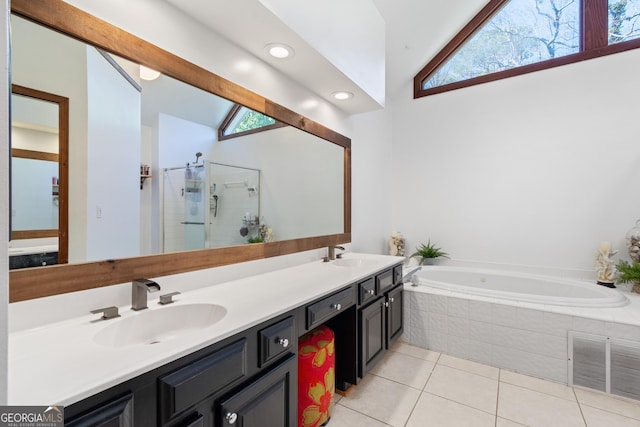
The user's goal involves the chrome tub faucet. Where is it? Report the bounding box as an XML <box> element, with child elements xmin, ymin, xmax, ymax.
<box><xmin>131</xmin><ymin>278</ymin><xmax>161</xmax><ymax>311</ymax></box>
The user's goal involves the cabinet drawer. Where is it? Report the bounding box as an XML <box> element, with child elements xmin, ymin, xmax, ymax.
<box><xmin>66</xmin><ymin>392</ymin><xmax>133</xmax><ymax>427</ymax></box>
<box><xmin>307</xmin><ymin>287</ymin><xmax>355</xmax><ymax>329</ymax></box>
<box><xmin>376</xmin><ymin>269</ymin><xmax>394</xmax><ymax>293</ymax></box>
<box><xmin>259</xmin><ymin>317</ymin><xmax>295</xmax><ymax>367</ymax></box>
<box><xmin>358</xmin><ymin>277</ymin><xmax>376</xmax><ymax>305</ymax></box>
<box><xmin>393</xmin><ymin>265</ymin><xmax>403</xmax><ymax>286</ymax></box>
<box><xmin>159</xmin><ymin>339</ymin><xmax>247</xmax><ymax>422</ymax></box>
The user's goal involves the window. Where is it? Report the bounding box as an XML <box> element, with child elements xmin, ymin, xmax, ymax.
<box><xmin>218</xmin><ymin>104</ymin><xmax>285</xmax><ymax>141</ymax></box>
<box><xmin>414</xmin><ymin>0</ymin><xmax>640</xmax><ymax>98</ymax></box>
<box><xmin>609</xmin><ymin>0</ymin><xmax>640</xmax><ymax>44</ymax></box>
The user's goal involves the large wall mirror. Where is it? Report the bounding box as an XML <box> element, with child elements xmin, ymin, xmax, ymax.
<box><xmin>9</xmin><ymin>0</ymin><xmax>351</xmax><ymax>302</ymax></box>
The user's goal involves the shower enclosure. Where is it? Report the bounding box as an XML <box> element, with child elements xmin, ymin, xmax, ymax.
<box><xmin>162</xmin><ymin>161</ymin><xmax>260</xmax><ymax>252</ymax></box>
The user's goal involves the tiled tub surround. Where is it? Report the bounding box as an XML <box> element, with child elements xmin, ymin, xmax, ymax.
<box><xmin>8</xmin><ymin>252</ymin><xmax>403</xmax><ymax>406</ymax></box>
<box><xmin>403</xmin><ymin>272</ymin><xmax>640</xmax><ymax>386</ymax></box>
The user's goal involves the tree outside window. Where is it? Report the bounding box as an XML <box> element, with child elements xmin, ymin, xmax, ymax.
<box><xmin>422</xmin><ymin>0</ymin><xmax>640</xmax><ymax>92</ymax></box>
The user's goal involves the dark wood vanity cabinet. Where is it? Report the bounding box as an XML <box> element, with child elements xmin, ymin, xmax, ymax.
<box><xmin>63</xmin><ymin>262</ymin><xmax>403</xmax><ymax>426</ymax></box>
<box><xmin>386</xmin><ymin>284</ymin><xmax>404</xmax><ymax>346</ymax></box>
<box><xmin>359</xmin><ymin>295</ymin><xmax>387</xmax><ymax>377</ymax></box>
<box><xmin>358</xmin><ymin>267</ymin><xmax>404</xmax><ymax>378</ymax></box>
<box><xmin>64</xmin><ymin>312</ymin><xmax>298</xmax><ymax>427</ymax></box>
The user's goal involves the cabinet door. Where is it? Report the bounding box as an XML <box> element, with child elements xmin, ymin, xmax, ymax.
<box><xmin>359</xmin><ymin>297</ymin><xmax>386</xmax><ymax>378</ymax></box>
<box><xmin>218</xmin><ymin>354</ymin><xmax>297</xmax><ymax>427</ymax></box>
<box><xmin>386</xmin><ymin>286</ymin><xmax>403</xmax><ymax>348</ymax></box>
<box><xmin>65</xmin><ymin>392</ymin><xmax>133</xmax><ymax>427</ymax></box>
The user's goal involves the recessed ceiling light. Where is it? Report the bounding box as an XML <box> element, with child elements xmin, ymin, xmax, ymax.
<box><xmin>332</xmin><ymin>91</ymin><xmax>354</xmax><ymax>100</ymax></box>
<box><xmin>139</xmin><ymin>65</ymin><xmax>161</xmax><ymax>81</ymax></box>
<box><xmin>265</xmin><ymin>43</ymin><xmax>295</xmax><ymax>59</ymax></box>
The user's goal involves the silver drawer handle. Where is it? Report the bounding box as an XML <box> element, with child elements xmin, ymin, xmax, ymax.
<box><xmin>331</xmin><ymin>303</ymin><xmax>342</xmax><ymax>311</ymax></box>
<box><xmin>278</xmin><ymin>338</ymin><xmax>289</xmax><ymax>347</ymax></box>
<box><xmin>389</xmin><ymin>297</ymin><xmax>395</xmax><ymax>303</ymax></box>
<box><xmin>384</xmin><ymin>301</ymin><xmax>389</xmax><ymax>308</ymax></box>
<box><xmin>367</xmin><ymin>289</ymin><xmax>375</xmax><ymax>295</ymax></box>
<box><xmin>226</xmin><ymin>412</ymin><xmax>238</xmax><ymax>424</ymax></box>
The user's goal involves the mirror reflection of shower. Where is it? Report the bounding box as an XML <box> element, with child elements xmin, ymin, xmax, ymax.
<box><xmin>162</xmin><ymin>160</ymin><xmax>260</xmax><ymax>252</ymax></box>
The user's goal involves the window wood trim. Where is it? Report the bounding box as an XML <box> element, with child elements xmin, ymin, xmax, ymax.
<box><xmin>218</xmin><ymin>103</ymin><xmax>287</xmax><ymax>142</ymax></box>
<box><xmin>414</xmin><ymin>0</ymin><xmax>640</xmax><ymax>98</ymax></box>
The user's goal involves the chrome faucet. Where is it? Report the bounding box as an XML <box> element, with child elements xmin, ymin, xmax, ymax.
<box><xmin>90</xmin><ymin>306</ymin><xmax>120</xmax><ymax>320</ymax></box>
<box><xmin>403</xmin><ymin>266</ymin><xmax>422</xmax><ymax>286</ymax></box>
<box><xmin>131</xmin><ymin>278</ymin><xmax>161</xmax><ymax>311</ymax></box>
<box><xmin>327</xmin><ymin>245</ymin><xmax>345</xmax><ymax>261</ymax></box>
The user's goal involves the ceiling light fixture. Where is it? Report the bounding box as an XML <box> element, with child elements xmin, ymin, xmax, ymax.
<box><xmin>331</xmin><ymin>91</ymin><xmax>354</xmax><ymax>101</ymax></box>
<box><xmin>139</xmin><ymin>65</ymin><xmax>161</xmax><ymax>81</ymax></box>
<box><xmin>265</xmin><ymin>43</ymin><xmax>295</xmax><ymax>59</ymax></box>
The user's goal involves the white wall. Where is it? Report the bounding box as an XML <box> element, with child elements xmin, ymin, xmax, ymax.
<box><xmin>348</xmin><ymin>107</ymin><xmax>394</xmax><ymax>254</ymax></box>
<box><xmin>11</xmin><ymin>127</ymin><xmax>58</xmax><ymax>153</ymax></box>
<box><xmin>11</xmin><ymin>15</ymin><xmax>89</xmax><ymax>262</ymax></box>
<box><xmin>11</xmin><ymin>158</ymin><xmax>58</xmax><ymax>230</ymax></box>
<box><xmin>85</xmin><ymin>47</ymin><xmax>141</xmax><ymax>261</ymax></box>
<box><xmin>391</xmin><ymin>49</ymin><xmax>640</xmax><ymax>272</ymax></box>
<box><xmin>11</xmin><ymin>128</ymin><xmax>59</xmax><ymax>231</ymax></box>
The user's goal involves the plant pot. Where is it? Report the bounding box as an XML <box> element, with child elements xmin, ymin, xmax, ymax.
<box><xmin>632</xmin><ymin>282</ymin><xmax>640</xmax><ymax>294</ymax></box>
<box><xmin>421</xmin><ymin>258</ymin><xmax>437</xmax><ymax>266</ymax></box>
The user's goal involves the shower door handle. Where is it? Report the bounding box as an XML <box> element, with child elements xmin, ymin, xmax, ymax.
<box><xmin>180</xmin><ymin>221</ymin><xmax>205</xmax><ymax>225</ymax></box>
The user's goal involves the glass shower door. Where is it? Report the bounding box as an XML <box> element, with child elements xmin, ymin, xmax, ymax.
<box><xmin>183</xmin><ymin>164</ymin><xmax>206</xmax><ymax>250</ymax></box>
<box><xmin>162</xmin><ymin>165</ymin><xmax>206</xmax><ymax>252</ymax></box>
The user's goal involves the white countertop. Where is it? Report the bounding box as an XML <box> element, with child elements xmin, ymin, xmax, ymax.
<box><xmin>8</xmin><ymin>244</ymin><xmax>58</xmax><ymax>256</ymax></box>
<box><xmin>9</xmin><ymin>252</ymin><xmax>403</xmax><ymax>406</ymax></box>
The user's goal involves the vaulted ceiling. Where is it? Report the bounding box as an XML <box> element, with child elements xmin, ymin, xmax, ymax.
<box><xmin>166</xmin><ymin>0</ymin><xmax>489</xmax><ymax>115</ymax></box>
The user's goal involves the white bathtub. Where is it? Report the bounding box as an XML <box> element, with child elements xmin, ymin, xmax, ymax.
<box><xmin>409</xmin><ymin>266</ymin><xmax>628</xmax><ymax>308</ymax></box>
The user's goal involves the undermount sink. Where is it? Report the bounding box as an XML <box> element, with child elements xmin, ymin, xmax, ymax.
<box><xmin>332</xmin><ymin>258</ymin><xmax>366</xmax><ymax>267</ymax></box>
<box><xmin>93</xmin><ymin>303</ymin><xmax>227</xmax><ymax>347</ymax></box>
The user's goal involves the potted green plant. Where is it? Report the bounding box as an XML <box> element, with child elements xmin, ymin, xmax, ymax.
<box><xmin>615</xmin><ymin>260</ymin><xmax>640</xmax><ymax>293</ymax></box>
<box><xmin>411</xmin><ymin>240</ymin><xmax>449</xmax><ymax>265</ymax></box>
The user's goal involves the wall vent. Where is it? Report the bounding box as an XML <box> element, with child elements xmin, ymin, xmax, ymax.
<box><xmin>569</xmin><ymin>332</ymin><xmax>640</xmax><ymax>400</ymax></box>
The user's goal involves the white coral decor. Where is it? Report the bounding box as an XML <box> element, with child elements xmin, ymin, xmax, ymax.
<box><xmin>595</xmin><ymin>241</ymin><xmax>617</xmax><ymax>283</ymax></box>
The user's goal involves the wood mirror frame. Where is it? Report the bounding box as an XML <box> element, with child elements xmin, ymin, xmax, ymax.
<box><xmin>9</xmin><ymin>0</ymin><xmax>351</xmax><ymax>302</ymax></box>
<box><xmin>10</xmin><ymin>84</ymin><xmax>69</xmax><ymax>265</ymax></box>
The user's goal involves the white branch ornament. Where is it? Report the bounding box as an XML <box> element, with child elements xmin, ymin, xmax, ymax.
<box><xmin>595</xmin><ymin>242</ymin><xmax>617</xmax><ymax>282</ymax></box>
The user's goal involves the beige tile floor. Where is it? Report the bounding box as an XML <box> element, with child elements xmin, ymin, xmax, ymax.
<box><xmin>327</xmin><ymin>341</ymin><xmax>640</xmax><ymax>427</ymax></box>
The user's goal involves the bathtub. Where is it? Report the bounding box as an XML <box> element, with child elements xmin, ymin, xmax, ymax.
<box><xmin>409</xmin><ymin>266</ymin><xmax>628</xmax><ymax>308</ymax></box>
<box><xmin>403</xmin><ymin>265</ymin><xmax>640</xmax><ymax>386</ymax></box>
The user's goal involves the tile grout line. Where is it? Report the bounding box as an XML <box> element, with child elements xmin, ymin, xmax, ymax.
<box><xmin>573</xmin><ymin>387</ymin><xmax>589</xmax><ymax>427</ymax></box>
<box><xmin>333</xmin><ymin>400</ymin><xmax>395</xmax><ymax>427</ymax></box>
<box><xmin>389</xmin><ymin>347</ymin><xmax>441</xmax><ymax>365</ymax></box>
<box><xmin>495</xmin><ymin>369</ymin><xmax>501</xmax><ymax>427</ymax></box>
<box><xmin>400</xmin><ymin>353</ymin><xmax>442</xmax><ymax>427</ymax></box>
<box><xmin>578</xmin><ymin>401</ymin><xmax>640</xmax><ymax>422</ymax></box>
<box><xmin>420</xmin><ymin>390</ymin><xmax>499</xmax><ymax>418</ymax></box>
